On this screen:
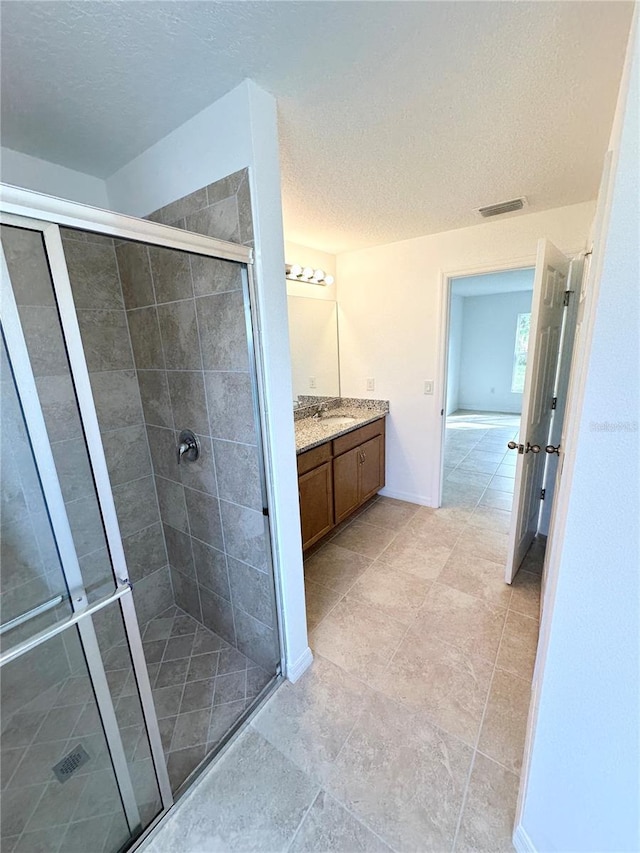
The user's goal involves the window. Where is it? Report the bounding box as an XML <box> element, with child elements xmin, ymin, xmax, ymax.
<box><xmin>511</xmin><ymin>312</ymin><xmax>531</xmax><ymax>393</ymax></box>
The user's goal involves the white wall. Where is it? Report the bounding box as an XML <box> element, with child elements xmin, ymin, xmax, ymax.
<box><xmin>337</xmin><ymin>201</ymin><xmax>595</xmax><ymax>505</ymax></box>
<box><xmin>457</xmin><ymin>289</ymin><xmax>533</xmax><ymax>414</ymax></box>
<box><xmin>446</xmin><ymin>294</ymin><xmax>463</xmax><ymax>415</ymax></box>
<box><xmin>1</xmin><ymin>146</ymin><xmax>109</xmax><ymax>207</ymax></box>
<box><xmin>519</xmin><ymin>23</ymin><xmax>639</xmax><ymax>853</ymax></box>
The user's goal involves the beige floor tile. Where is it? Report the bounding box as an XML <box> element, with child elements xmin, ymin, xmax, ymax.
<box><xmin>456</xmin><ymin>526</ymin><xmax>510</xmax><ymax>564</ymax></box>
<box><xmin>304</xmin><ymin>579</ymin><xmax>342</xmax><ymax>632</ymax></box>
<box><xmin>439</xmin><ymin>547</ymin><xmax>513</xmax><ymax>608</ymax></box>
<box><xmin>415</xmin><ymin>583</ymin><xmax>507</xmax><ymax>665</ymax></box>
<box><xmin>304</xmin><ymin>544</ymin><xmax>371</xmax><ymax>595</ymax></box>
<box><xmin>455</xmin><ymin>753</ymin><xmax>519</xmax><ymax>852</ymax></box>
<box><xmin>356</xmin><ymin>498</ymin><xmax>419</xmax><ymax>530</ymax></box>
<box><xmin>443</xmin><ymin>483</ymin><xmax>486</xmax><ymax>508</ymax></box>
<box><xmin>510</xmin><ymin>571</ymin><xmax>541</xmax><ymax>620</ymax></box>
<box><xmin>349</xmin><ymin>560</ymin><xmax>431</xmax><ymax>625</ymax></box>
<box><xmin>324</xmin><ymin>691</ymin><xmax>473</xmax><ymax>852</ymax></box>
<box><xmin>480</xmin><ymin>489</ymin><xmax>513</xmax><ymax>511</ymax></box>
<box><xmin>329</xmin><ymin>520</ymin><xmax>397</xmax><ymax>559</ymax></box>
<box><xmin>251</xmin><ymin>654</ymin><xmax>372</xmax><ymax>781</ymax></box>
<box><xmin>458</xmin><ymin>457</ymin><xmax>501</xmax><ymax>475</ymax></box>
<box><xmin>377</xmin><ymin>536</ymin><xmax>451</xmax><ymax>580</ymax></box>
<box><xmin>144</xmin><ymin>729</ymin><xmax>318</xmax><ymax>853</ymax></box>
<box><xmin>430</xmin><ymin>505</ymin><xmax>476</xmax><ymax>525</ymax></box>
<box><xmin>309</xmin><ymin>597</ymin><xmax>407</xmax><ymax>684</ymax></box>
<box><xmin>447</xmin><ymin>469</ymin><xmax>494</xmax><ymax>489</ymax></box>
<box><xmin>496</xmin><ymin>463</ymin><xmax>517</xmax><ymax>478</ymax></box>
<box><xmin>468</xmin><ymin>506</ymin><xmax>512</xmax><ymax>535</ymax></box>
<box><xmin>496</xmin><ymin>610</ymin><xmax>539</xmax><ymax>681</ymax></box>
<box><xmin>465</xmin><ymin>450</ymin><xmax>504</xmax><ymax>464</ymax></box>
<box><xmin>374</xmin><ymin>629</ymin><xmax>493</xmax><ymax>745</ymax></box>
<box><xmin>478</xmin><ymin>670</ymin><xmax>531</xmax><ymax>773</ymax></box>
<box><xmin>289</xmin><ymin>790</ymin><xmax>392</xmax><ymax>853</ymax></box>
<box><xmin>489</xmin><ymin>475</ymin><xmax>515</xmax><ymax>494</ymax></box>
<box><xmin>406</xmin><ymin>513</ymin><xmax>464</xmax><ymax>549</ymax></box>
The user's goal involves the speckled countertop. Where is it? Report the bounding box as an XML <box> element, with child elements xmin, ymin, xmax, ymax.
<box><xmin>294</xmin><ymin>397</ymin><xmax>389</xmax><ymax>454</ymax></box>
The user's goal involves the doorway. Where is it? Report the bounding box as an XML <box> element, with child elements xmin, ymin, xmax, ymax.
<box><xmin>442</xmin><ymin>267</ymin><xmax>535</xmax><ymax>514</ymax></box>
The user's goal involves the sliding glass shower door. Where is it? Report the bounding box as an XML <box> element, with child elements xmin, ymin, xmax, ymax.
<box><xmin>1</xmin><ymin>194</ymin><xmax>283</xmax><ymax>850</ymax></box>
<box><xmin>0</xmin><ymin>223</ymin><xmax>169</xmax><ymax>852</ymax></box>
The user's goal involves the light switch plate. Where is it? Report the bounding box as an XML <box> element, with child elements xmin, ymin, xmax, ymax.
<box><xmin>424</xmin><ymin>380</ymin><xmax>434</xmax><ymax>395</ymax></box>
<box><xmin>366</xmin><ymin>378</ymin><xmax>375</xmax><ymax>392</ymax></box>
<box><xmin>309</xmin><ymin>377</ymin><xmax>317</xmax><ymax>389</ymax></box>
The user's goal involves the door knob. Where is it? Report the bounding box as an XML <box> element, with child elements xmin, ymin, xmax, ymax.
<box><xmin>526</xmin><ymin>443</ymin><xmax>541</xmax><ymax>454</ymax></box>
<box><xmin>545</xmin><ymin>444</ymin><xmax>561</xmax><ymax>456</ymax></box>
<box><xmin>507</xmin><ymin>441</ymin><xmax>524</xmax><ymax>453</ymax></box>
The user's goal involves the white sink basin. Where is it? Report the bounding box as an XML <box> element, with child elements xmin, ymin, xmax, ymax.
<box><xmin>319</xmin><ymin>416</ymin><xmax>358</xmax><ymax>426</ymax></box>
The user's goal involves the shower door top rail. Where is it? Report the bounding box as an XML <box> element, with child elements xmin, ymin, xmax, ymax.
<box><xmin>0</xmin><ymin>183</ymin><xmax>254</xmax><ymax>264</ymax></box>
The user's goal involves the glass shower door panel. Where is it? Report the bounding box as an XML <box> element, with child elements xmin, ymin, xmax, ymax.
<box><xmin>1</xmin><ymin>224</ymin><xmax>121</xmax><ymax>604</ymax></box>
<box><xmin>0</xmin><ymin>333</ymin><xmax>74</xmax><ymax>647</ymax></box>
<box><xmin>1</xmin><ymin>629</ymin><xmax>132</xmax><ymax>852</ymax></box>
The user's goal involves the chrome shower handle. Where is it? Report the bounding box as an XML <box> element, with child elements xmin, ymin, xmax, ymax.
<box><xmin>176</xmin><ymin>429</ymin><xmax>200</xmax><ymax>465</ymax></box>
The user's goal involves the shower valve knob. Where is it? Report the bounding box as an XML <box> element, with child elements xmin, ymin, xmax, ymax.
<box><xmin>177</xmin><ymin>429</ymin><xmax>200</xmax><ymax>464</ymax></box>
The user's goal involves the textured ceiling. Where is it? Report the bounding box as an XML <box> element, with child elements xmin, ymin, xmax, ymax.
<box><xmin>0</xmin><ymin>1</ymin><xmax>633</xmax><ymax>253</ymax></box>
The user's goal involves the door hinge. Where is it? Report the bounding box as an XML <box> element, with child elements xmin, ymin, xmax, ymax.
<box><xmin>551</xmin><ymin>396</ymin><xmax>557</xmax><ymax>410</ymax></box>
<box><xmin>262</xmin><ymin>507</ymin><xmax>269</xmax><ymax>517</ymax></box>
<box><xmin>540</xmin><ymin>488</ymin><xmax>546</xmax><ymax>500</ymax></box>
<box><xmin>563</xmin><ymin>290</ymin><xmax>573</xmax><ymax>307</ymax></box>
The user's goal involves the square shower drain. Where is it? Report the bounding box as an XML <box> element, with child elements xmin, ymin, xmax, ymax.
<box><xmin>52</xmin><ymin>744</ymin><xmax>91</xmax><ymax>783</ymax></box>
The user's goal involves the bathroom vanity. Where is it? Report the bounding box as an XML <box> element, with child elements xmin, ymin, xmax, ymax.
<box><xmin>294</xmin><ymin>399</ymin><xmax>388</xmax><ymax>549</ymax></box>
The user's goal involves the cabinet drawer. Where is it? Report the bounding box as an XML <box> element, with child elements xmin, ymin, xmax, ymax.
<box><xmin>332</xmin><ymin>417</ymin><xmax>385</xmax><ymax>457</ymax></box>
<box><xmin>297</xmin><ymin>442</ymin><xmax>332</xmax><ymax>476</ymax></box>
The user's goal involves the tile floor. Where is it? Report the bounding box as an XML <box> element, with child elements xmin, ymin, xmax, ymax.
<box><xmin>140</xmin><ymin>605</ymin><xmax>272</xmax><ymax>792</ymax></box>
<box><xmin>0</xmin><ymin>606</ymin><xmax>272</xmax><ymax>853</ymax></box>
<box><xmin>144</xmin><ymin>411</ymin><xmax>544</xmax><ymax>853</ymax></box>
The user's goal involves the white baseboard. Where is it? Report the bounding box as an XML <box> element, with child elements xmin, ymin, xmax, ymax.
<box><xmin>513</xmin><ymin>823</ymin><xmax>537</xmax><ymax>853</ymax></box>
<box><xmin>285</xmin><ymin>646</ymin><xmax>313</xmax><ymax>682</ymax></box>
<box><xmin>378</xmin><ymin>487</ymin><xmax>434</xmax><ymax>507</ymax></box>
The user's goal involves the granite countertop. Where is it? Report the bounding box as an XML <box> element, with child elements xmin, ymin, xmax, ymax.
<box><xmin>294</xmin><ymin>397</ymin><xmax>389</xmax><ymax>454</ymax></box>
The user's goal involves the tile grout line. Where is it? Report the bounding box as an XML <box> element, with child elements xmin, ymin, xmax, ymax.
<box><xmin>450</xmin><ymin>587</ymin><xmax>513</xmax><ymax>852</ymax></box>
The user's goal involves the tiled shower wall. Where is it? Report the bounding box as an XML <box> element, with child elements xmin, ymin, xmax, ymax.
<box><xmin>60</xmin><ymin>229</ymin><xmax>174</xmax><ymax>627</ymax></box>
<box><xmin>127</xmin><ymin>168</ymin><xmax>278</xmax><ymax>671</ymax></box>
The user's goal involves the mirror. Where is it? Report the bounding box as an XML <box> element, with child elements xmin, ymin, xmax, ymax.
<box><xmin>287</xmin><ymin>295</ymin><xmax>340</xmax><ymax>404</ymax></box>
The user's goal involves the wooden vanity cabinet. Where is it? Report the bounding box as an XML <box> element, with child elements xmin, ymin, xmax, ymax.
<box><xmin>298</xmin><ymin>418</ymin><xmax>385</xmax><ymax>549</ymax></box>
<box><xmin>297</xmin><ymin>444</ymin><xmax>334</xmax><ymax>549</ymax></box>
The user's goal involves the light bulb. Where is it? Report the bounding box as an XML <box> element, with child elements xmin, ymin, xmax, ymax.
<box><xmin>302</xmin><ymin>267</ymin><xmax>314</xmax><ymax>280</ymax></box>
<box><xmin>324</xmin><ymin>275</ymin><xmax>335</xmax><ymax>286</ymax></box>
<box><xmin>312</xmin><ymin>269</ymin><xmax>325</xmax><ymax>282</ymax></box>
<box><xmin>290</xmin><ymin>264</ymin><xmax>302</xmax><ymax>278</ymax></box>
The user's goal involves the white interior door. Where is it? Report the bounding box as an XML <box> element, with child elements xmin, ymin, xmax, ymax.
<box><xmin>505</xmin><ymin>239</ymin><xmax>570</xmax><ymax>583</ymax></box>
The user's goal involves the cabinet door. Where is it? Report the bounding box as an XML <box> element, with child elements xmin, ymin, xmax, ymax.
<box><xmin>299</xmin><ymin>461</ymin><xmax>334</xmax><ymax>549</ymax></box>
<box><xmin>333</xmin><ymin>446</ymin><xmax>360</xmax><ymax>524</ymax></box>
<box><xmin>359</xmin><ymin>435</ymin><xmax>385</xmax><ymax>503</ymax></box>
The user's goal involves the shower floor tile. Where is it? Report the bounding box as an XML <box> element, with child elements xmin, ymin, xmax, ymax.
<box><xmin>140</xmin><ymin>606</ymin><xmax>271</xmax><ymax>792</ymax></box>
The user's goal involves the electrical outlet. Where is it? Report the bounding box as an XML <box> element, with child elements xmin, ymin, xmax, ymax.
<box><xmin>309</xmin><ymin>377</ymin><xmax>317</xmax><ymax>389</ymax></box>
<box><xmin>424</xmin><ymin>380</ymin><xmax>434</xmax><ymax>395</ymax></box>
<box><xmin>366</xmin><ymin>378</ymin><xmax>375</xmax><ymax>392</ymax></box>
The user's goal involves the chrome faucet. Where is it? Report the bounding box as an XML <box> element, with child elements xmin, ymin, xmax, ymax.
<box><xmin>313</xmin><ymin>402</ymin><xmax>329</xmax><ymax>419</ymax></box>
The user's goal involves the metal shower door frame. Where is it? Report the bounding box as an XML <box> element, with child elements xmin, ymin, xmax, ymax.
<box><xmin>0</xmin><ymin>215</ymin><xmax>173</xmax><ymax>826</ymax></box>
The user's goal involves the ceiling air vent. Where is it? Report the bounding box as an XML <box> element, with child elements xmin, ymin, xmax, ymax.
<box><xmin>476</xmin><ymin>197</ymin><xmax>527</xmax><ymax>218</ymax></box>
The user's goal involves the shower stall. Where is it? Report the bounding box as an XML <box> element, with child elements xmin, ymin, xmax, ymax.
<box><xmin>0</xmin><ymin>185</ymin><xmax>282</xmax><ymax>851</ymax></box>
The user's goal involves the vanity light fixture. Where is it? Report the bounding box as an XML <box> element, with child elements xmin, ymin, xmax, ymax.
<box><xmin>285</xmin><ymin>264</ymin><xmax>335</xmax><ymax>286</ymax></box>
